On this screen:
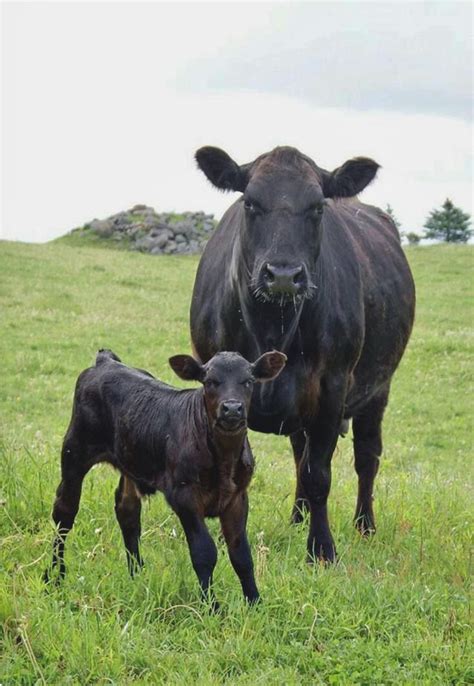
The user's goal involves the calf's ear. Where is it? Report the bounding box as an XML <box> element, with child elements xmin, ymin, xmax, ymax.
<box><xmin>195</xmin><ymin>146</ymin><xmax>249</xmax><ymax>192</ymax></box>
<box><xmin>322</xmin><ymin>157</ymin><xmax>380</xmax><ymax>198</ymax></box>
<box><xmin>252</xmin><ymin>351</ymin><xmax>287</xmax><ymax>382</ymax></box>
<box><xmin>169</xmin><ymin>355</ymin><xmax>204</xmax><ymax>382</ymax></box>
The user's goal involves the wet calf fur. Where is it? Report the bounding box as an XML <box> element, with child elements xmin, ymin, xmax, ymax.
<box><xmin>44</xmin><ymin>348</ymin><xmax>286</xmax><ymax>606</ymax></box>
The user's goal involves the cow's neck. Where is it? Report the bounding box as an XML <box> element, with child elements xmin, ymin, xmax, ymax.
<box><xmin>235</xmin><ymin>283</ymin><xmax>306</xmax><ymax>356</ymax></box>
<box><xmin>227</xmin><ymin>233</ymin><xmax>317</xmax><ymax>356</ymax></box>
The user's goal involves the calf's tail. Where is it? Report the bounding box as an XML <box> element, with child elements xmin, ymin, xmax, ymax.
<box><xmin>96</xmin><ymin>349</ymin><xmax>122</xmax><ymax>365</ymax></box>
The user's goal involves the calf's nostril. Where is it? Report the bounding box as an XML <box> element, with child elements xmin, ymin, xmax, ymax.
<box><xmin>222</xmin><ymin>401</ymin><xmax>243</xmax><ymax>417</ymax></box>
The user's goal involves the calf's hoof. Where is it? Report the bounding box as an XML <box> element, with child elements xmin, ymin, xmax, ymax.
<box><xmin>246</xmin><ymin>593</ymin><xmax>261</xmax><ymax>606</ymax></box>
<box><xmin>208</xmin><ymin>599</ymin><xmax>221</xmax><ymax>615</ymax></box>
<box><xmin>128</xmin><ymin>558</ymin><xmax>145</xmax><ymax>579</ymax></box>
<box><xmin>43</xmin><ymin>567</ymin><xmax>64</xmax><ymax>587</ymax></box>
<box><xmin>200</xmin><ymin>591</ymin><xmax>220</xmax><ymax>614</ymax></box>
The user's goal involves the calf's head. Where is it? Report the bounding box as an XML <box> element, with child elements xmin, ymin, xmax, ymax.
<box><xmin>169</xmin><ymin>351</ymin><xmax>287</xmax><ymax>434</ymax></box>
<box><xmin>195</xmin><ymin>145</ymin><xmax>379</xmax><ymax>303</ymax></box>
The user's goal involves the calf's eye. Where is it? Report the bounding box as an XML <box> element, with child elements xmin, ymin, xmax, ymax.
<box><xmin>205</xmin><ymin>379</ymin><xmax>220</xmax><ymax>388</ymax></box>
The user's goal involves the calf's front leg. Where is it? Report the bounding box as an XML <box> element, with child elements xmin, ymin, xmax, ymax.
<box><xmin>176</xmin><ymin>508</ymin><xmax>218</xmax><ymax>609</ymax></box>
<box><xmin>220</xmin><ymin>492</ymin><xmax>259</xmax><ymax>604</ymax></box>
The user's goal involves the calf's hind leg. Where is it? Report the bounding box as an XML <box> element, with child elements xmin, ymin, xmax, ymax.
<box><xmin>115</xmin><ymin>475</ymin><xmax>143</xmax><ymax>576</ymax></box>
<box><xmin>352</xmin><ymin>386</ymin><xmax>390</xmax><ymax>535</ymax></box>
<box><xmin>44</xmin><ymin>439</ymin><xmax>90</xmax><ymax>583</ymax></box>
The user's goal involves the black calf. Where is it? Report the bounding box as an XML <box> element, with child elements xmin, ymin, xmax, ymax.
<box><xmin>45</xmin><ymin>348</ymin><xmax>286</xmax><ymax>606</ymax></box>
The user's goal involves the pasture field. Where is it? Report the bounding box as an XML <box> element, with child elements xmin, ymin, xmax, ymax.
<box><xmin>0</xmin><ymin>240</ymin><xmax>472</xmax><ymax>685</ymax></box>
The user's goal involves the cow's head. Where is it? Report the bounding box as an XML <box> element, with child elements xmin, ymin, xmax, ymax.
<box><xmin>195</xmin><ymin>146</ymin><xmax>379</xmax><ymax>303</ymax></box>
<box><xmin>169</xmin><ymin>351</ymin><xmax>287</xmax><ymax>434</ymax></box>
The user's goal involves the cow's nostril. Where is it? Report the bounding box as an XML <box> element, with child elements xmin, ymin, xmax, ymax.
<box><xmin>293</xmin><ymin>266</ymin><xmax>304</xmax><ymax>285</ymax></box>
<box><xmin>264</xmin><ymin>264</ymin><xmax>275</xmax><ymax>283</ymax></box>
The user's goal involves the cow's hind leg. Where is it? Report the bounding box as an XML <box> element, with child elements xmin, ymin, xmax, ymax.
<box><xmin>352</xmin><ymin>385</ymin><xmax>390</xmax><ymax>535</ymax></box>
<box><xmin>44</xmin><ymin>438</ymin><xmax>91</xmax><ymax>583</ymax></box>
<box><xmin>290</xmin><ymin>430</ymin><xmax>309</xmax><ymax>524</ymax></box>
<box><xmin>114</xmin><ymin>475</ymin><xmax>143</xmax><ymax>576</ymax></box>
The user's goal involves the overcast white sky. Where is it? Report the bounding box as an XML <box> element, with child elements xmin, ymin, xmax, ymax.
<box><xmin>2</xmin><ymin>1</ymin><xmax>473</xmax><ymax>242</ymax></box>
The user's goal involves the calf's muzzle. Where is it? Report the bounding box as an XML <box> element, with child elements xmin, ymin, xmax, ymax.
<box><xmin>217</xmin><ymin>400</ymin><xmax>246</xmax><ymax>431</ymax></box>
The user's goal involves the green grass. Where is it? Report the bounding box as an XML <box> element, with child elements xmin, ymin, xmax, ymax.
<box><xmin>0</xmin><ymin>241</ymin><xmax>472</xmax><ymax>684</ymax></box>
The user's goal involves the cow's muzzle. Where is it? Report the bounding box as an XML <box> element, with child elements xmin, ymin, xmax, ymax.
<box><xmin>261</xmin><ymin>263</ymin><xmax>308</xmax><ymax>298</ymax></box>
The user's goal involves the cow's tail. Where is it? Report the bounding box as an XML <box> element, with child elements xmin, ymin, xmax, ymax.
<box><xmin>96</xmin><ymin>349</ymin><xmax>122</xmax><ymax>365</ymax></box>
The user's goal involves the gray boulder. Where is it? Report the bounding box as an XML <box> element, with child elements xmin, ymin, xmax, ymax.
<box><xmin>151</xmin><ymin>231</ymin><xmax>171</xmax><ymax>249</ymax></box>
<box><xmin>90</xmin><ymin>218</ymin><xmax>115</xmax><ymax>237</ymax></box>
<box><xmin>163</xmin><ymin>241</ymin><xmax>177</xmax><ymax>254</ymax></box>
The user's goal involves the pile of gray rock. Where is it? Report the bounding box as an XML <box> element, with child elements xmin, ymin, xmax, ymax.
<box><xmin>85</xmin><ymin>205</ymin><xmax>217</xmax><ymax>255</ymax></box>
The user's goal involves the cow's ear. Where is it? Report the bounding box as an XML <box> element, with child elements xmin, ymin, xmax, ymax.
<box><xmin>169</xmin><ymin>355</ymin><xmax>204</xmax><ymax>382</ymax></box>
<box><xmin>195</xmin><ymin>146</ymin><xmax>249</xmax><ymax>192</ymax></box>
<box><xmin>252</xmin><ymin>351</ymin><xmax>287</xmax><ymax>382</ymax></box>
<box><xmin>322</xmin><ymin>157</ymin><xmax>380</xmax><ymax>198</ymax></box>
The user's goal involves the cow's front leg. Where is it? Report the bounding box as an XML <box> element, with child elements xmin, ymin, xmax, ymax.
<box><xmin>220</xmin><ymin>491</ymin><xmax>259</xmax><ymax>604</ymax></box>
<box><xmin>301</xmin><ymin>377</ymin><xmax>347</xmax><ymax>563</ymax></box>
<box><xmin>290</xmin><ymin>430</ymin><xmax>309</xmax><ymax>524</ymax></box>
<box><xmin>176</xmin><ymin>508</ymin><xmax>219</xmax><ymax>609</ymax></box>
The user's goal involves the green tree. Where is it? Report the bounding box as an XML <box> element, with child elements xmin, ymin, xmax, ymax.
<box><xmin>385</xmin><ymin>204</ymin><xmax>402</xmax><ymax>232</ymax></box>
<box><xmin>423</xmin><ymin>199</ymin><xmax>472</xmax><ymax>243</ymax></box>
<box><xmin>406</xmin><ymin>232</ymin><xmax>421</xmax><ymax>245</ymax></box>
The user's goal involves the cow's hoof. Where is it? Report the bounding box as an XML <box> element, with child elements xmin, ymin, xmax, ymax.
<box><xmin>307</xmin><ymin>540</ymin><xmax>337</xmax><ymax>565</ymax></box>
<box><xmin>291</xmin><ymin>510</ymin><xmax>305</xmax><ymax>525</ymax></box>
<box><xmin>354</xmin><ymin>512</ymin><xmax>376</xmax><ymax>537</ymax></box>
<box><xmin>290</xmin><ymin>499</ymin><xmax>309</xmax><ymax>524</ymax></box>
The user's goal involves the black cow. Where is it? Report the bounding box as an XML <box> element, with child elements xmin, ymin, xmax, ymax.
<box><xmin>44</xmin><ymin>348</ymin><xmax>286</xmax><ymax>607</ymax></box>
<box><xmin>191</xmin><ymin>145</ymin><xmax>416</xmax><ymax>563</ymax></box>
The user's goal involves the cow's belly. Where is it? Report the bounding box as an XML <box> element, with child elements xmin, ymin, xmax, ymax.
<box><xmin>248</xmin><ymin>383</ymin><xmax>303</xmax><ymax>435</ymax></box>
<box><xmin>248</xmin><ymin>406</ymin><xmax>303</xmax><ymax>436</ymax></box>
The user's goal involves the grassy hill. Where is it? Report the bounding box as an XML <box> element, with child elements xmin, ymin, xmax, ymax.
<box><xmin>0</xmin><ymin>241</ymin><xmax>472</xmax><ymax>684</ymax></box>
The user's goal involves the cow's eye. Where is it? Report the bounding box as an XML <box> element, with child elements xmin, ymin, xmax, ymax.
<box><xmin>244</xmin><ymin>200</ymin><xmax>255</xmax><ymax>212</ymax></box>
<box><xmin>244</xmin><ymin>199</ymin><xmax>263</xmax><ymax>215</ymax></box>
<box><xmin>308</xmin><ymin>203</ymin><xmax>325</xmax><ymax>218</ymax></box>
<box><xmin>310</xmin><ymin>202</ymin><xmax>324</xmax><ymax>216</ymax></box>
<box><xmin>241</xmin><ymin>379</ymin><xmax>253</xmax><ymax>388</ymax></box>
